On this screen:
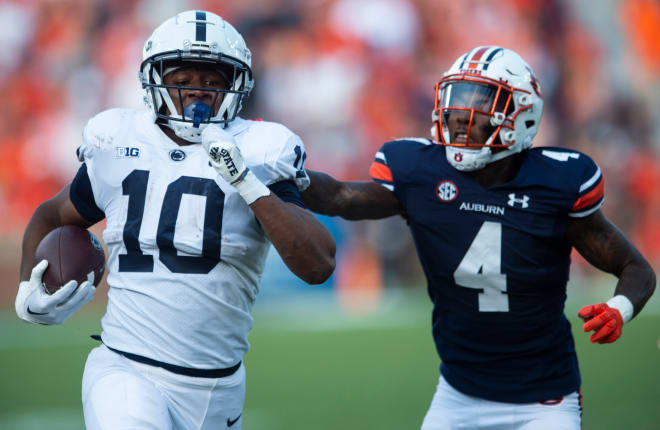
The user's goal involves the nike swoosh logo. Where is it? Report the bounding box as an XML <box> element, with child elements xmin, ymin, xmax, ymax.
<box><xmin>227</xmin><ymin>413</ymin><xmax>241</xmax><ymax>427</ymax></box>
<box><xmin>27</xmin><ymin>307</ymin><xmax>48</xmax><ymax>315</ymax></box>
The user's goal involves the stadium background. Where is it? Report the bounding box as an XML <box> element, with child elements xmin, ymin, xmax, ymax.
<box><xmin>0</xmin><ymin>0</ymin><xmax>658</xmax><ymax>428</ymax></box>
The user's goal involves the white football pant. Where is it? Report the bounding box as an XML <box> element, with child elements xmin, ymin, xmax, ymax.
<box><xmin>421</xmin><ymin>375</ymin><xmax>581</xmax><ymax>430</ymax></box>
<box><xmin>82</xmin><ymin>345</ymin><xmax>245</xmax><ymax>430</ymax></box>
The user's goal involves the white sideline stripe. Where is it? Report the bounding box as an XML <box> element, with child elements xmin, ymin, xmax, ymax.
<box><xmin>0</xmin><ymin>409</ymin><xmax>83</xmax><ymax>430</ymax></box>
<box><xmin>259</xmin><ymin>312</ymin><xmax>425</xmax><ymax>333</ymax></box>
<box><xmin>0</xmin><ymin>309</ymin><xmax>425</xmax><ymax>350</ymax></box>
<box><xmin>0</xmin><ymin>333</ymin><xmax>92</xmax><ymax>351</ymax></box>
<box><xmin>579</xmin><ymin>166</ymin><xmax>601</xmax><ymax>192</ymax></box>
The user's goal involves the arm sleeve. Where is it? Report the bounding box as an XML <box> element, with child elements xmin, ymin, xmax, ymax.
<box><xmin>69</xmin><ymin>163</ymin><xmax>105</xmax><ymax>223</ymax></box>
<box><xmin>268</xmin><ymin>180</ymin><xmax>306</xmax><ymax>208</ymax></box>
<box><xmin>568</xmin><ymin>160</ymin><xmax>604</xmax><ymax>218</ymax></box>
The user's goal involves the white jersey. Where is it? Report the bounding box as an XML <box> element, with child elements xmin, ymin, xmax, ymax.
<box><xmin>77</xmin><ymin>108</ymin><xmax>309</xmax><ymax>368</ymax></box>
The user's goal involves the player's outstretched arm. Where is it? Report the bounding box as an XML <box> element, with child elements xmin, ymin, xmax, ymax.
<box><xmin>203</xmin><ymin>126</ymin><xmax>335</xmax><ymax>285</ymax></box>
<box><xmin>567</xmin><ymin>210</ymin><xmax>656</xmax><ymax>343</ymax></box>
<box><xmin>17</xmin><ymin>184</ymin><xmax>97</xmax><ymax>324</ymax></box>
<box><xmin>302</xmin><ymin>170</ymin><xmax>404</xmax><ymax>220</ymax></box>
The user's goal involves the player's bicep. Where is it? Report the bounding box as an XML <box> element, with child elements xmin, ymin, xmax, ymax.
<box><xmin>60</xmin><ymin>186</ymin><xmax>97</xmax><ymax>227</ymax></box>
<box><xmin>566</xmin><ymin>210</ymin><xmax>636</xmax><ymax>276</ymax></box>
<box><xmin>35</xmin><ymin>184</ymin><xmax>94</xmax><ymax>230</ymax></box>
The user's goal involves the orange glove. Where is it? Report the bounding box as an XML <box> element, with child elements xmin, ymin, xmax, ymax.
<box><xmin>578</xmin><ymin>303</ymin><xmax>624</xmax><ymax>344</ymax></box>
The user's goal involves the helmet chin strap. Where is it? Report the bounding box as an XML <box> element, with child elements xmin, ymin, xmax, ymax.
<box><xmin>446</xmin><ymin>146</ymin><xmax>491</xmax><ymax>171</ymax></box>
<box><xmin>446</xmin><ymin>143</ymin><xmax>522</xmax><ymax>172</ymax></box>
<box><xmin>440</xmin><ymin>115</ymin><xmax>523</xmax><ymax>171</ymax></box>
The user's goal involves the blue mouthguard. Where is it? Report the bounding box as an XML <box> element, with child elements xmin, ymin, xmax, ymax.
<box><xmin>183</xmin><ymin>102</ymin><xmax>212</xmax><ymax>128</ymax></box>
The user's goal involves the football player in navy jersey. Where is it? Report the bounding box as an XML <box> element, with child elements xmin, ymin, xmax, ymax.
<box><xmin>15</xmin><ymin>11</ymin><xmax>335</xmax><ymax>430</ymax></box>
<box><xmin>302</xmin><ymin>46</ymin><xmax>656</xmax><ymax>429</ymax></box>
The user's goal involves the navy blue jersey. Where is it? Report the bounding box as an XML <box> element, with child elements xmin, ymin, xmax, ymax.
<box><xmin>370</xmin><ymin>138</ymin><xmax>604</xmax><ymax>403</ymax></box>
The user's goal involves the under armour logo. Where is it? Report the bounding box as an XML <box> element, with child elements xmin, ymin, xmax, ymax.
<box><xmin>507</xmin><ymin>193</ymin><xmax>530</xmax><ymax>208</ymax></box>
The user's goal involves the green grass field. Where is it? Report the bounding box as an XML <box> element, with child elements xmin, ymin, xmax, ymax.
<box><xmin>1</xmin><ymin>289</ymin><xmax>658</xmax><ymax>429</ymax></box>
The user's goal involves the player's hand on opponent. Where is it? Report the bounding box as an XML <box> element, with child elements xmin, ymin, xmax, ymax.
<box><xmin>578</xmin><ymin>296</ymin><xmax>633</xmax><ymax>344</ymax></box>
<box><xmin>15</xmin><ymin>260</ymin><xmax>96</xmax><ymax>325</ymax></box>
<box><xmin>201</xmin><ymin>125</ymin><xmax>270</xmax><ymax>205</ymax></box>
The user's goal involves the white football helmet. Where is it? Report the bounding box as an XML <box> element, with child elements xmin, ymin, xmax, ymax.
<box><xmin>140</xmin><ymin>10</ymin><xmax>254</xmax><ymax>142</ymax></box>
<box><xmin>431</xmin><ymin>46</ymin><xmax>543</xmax><ymax>171</ymax></box>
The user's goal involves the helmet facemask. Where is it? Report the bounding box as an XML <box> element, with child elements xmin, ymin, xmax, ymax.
<box><xmin>141</xmin><ymin>51</ymin><xmax>253</xmax><ymax>142</ymax></box>
<box><xmin>431</xmin><ymin>47</ymin><xmax>543</xmax><ymax>171</ymax></box>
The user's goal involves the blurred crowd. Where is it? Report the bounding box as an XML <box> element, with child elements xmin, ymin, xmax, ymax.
<box><xmin>1</xmin><ymin>0</ymin><xmax>659</xmax><ymax>290</ymax></box>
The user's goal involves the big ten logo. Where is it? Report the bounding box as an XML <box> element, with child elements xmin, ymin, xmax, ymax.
<box><xmin>115</xmin><ymin>147</ymin><xmax>140</xmax><ymax>158</ymax></box>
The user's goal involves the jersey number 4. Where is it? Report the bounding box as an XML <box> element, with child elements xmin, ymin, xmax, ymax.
<box><xmin>453</xmin><ymin>221</ymin><xmax>509</xmax><ymax>312</ymax></box>
<box><xmin>118</xmin><ymin>170</ymin><xmax>224</xmax><ymax>274</ymax></box>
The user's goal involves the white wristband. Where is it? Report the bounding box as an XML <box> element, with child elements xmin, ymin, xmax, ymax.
<box><xmin>606</xmin><ymin>295</ymin><xmax>634</xmax><ymax>323</ymax></box>
<box><xmin>234</xmin><ymin>169</ymin><xmax>271</xmax><ymax>205</ymax></box>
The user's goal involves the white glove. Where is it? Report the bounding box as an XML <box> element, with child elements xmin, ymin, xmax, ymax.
<box><xmin>201</xmin><ymin>125</ymin><xmax>271</xmax><ymax>205</ymax></box>
<box><xmin>15</xmin><ymin>260</ymin><xmax>96</xmax><ymax>325</ymax></box>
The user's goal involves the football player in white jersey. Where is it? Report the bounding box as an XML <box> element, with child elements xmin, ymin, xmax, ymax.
<box><xmin>15</xmin><ymin>10</ymin><xmax>336</xmax><ymax>430</ymax></box>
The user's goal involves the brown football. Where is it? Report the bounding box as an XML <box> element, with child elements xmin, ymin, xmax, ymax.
<box><xmin>35</xmin><ymin>226</ymin><xmax>106</xmax><ymax>294</ymax></box>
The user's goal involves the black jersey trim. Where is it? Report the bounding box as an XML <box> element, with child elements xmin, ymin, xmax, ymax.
<box><xmin>70</xmin><ymin>163</ymin><xmax>105</xmax><ymax>223</ymax></box>
<box><xmin>102</xmin><ymin>341</ymin><xmax>241</xmax><ymax>378</ymax></box>
<box><xmin>268</xmin><ymin>180</ymin><xmax>306</xmax><ymax>208</ymax></box>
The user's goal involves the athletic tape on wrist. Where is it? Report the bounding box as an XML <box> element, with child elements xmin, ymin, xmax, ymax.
<box><xmin>606</xmin><ymin>295</ymin><xmax>634</xmax><ymax>323</ymax></box>
<box><xmin>234</xmin><ymin>169</ymin><xmax>271</xmax><ymax>205</ymax></box>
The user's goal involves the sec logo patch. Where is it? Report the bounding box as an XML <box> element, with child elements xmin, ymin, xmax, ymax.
<box><xmin>437</xmin><ymin>180</ymin><xmax>458</xmax><ymax>202</ymax></box>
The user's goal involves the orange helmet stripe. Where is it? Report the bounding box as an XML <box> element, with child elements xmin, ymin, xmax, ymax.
<box><xmin>468</xmin><ymin>46</ymin><xmax>490</xmax><ymax>69</ymax></box>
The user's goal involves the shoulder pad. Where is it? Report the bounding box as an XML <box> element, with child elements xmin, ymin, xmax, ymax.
<box><xmin>237</xmin><ymin>120</ymin><xmax>309</xmax><ymax>190</ymax></box>
<box><xmin>528</xmin><ymin>147</ymin><xmax>604</xmax><ymax>216</ymax></box>
<box><xmin>78</xmin><ymin>109</ymin><xmax>138</xmax><ymax>161</ymax></box>
<box><xmin>370</xmin><ymin>137</ymin><xmax>434</xmax><ymax>190</ymax></box>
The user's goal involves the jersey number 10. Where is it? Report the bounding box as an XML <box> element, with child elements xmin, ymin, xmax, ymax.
<box><xmin>118</xmin><ymin>169</ymin><xmax>225</xmax><ymax>274</ymax></box>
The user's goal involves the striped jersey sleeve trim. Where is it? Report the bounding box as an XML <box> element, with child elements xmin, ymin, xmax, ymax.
<box><xmin>369</xmin><ymin>161</ymin><xmax>393</xmax><ymax>183</ymax></box>
<box><xmin>571</xmin><ymin>175</ymin><xmax>604</xmax><ymax>213</ymax></box>
<box><xmin>568</xmin><ymin>198</ymin><xmax>604</xmax><ymax>218</ymax></box>
<box><xmin>579</xmin><ymin>166</ymin><xmax>601</xmax><ymax>192</ymax></box>
<box><xmin>378</xmin><ymin>183</ymin><xmax>394</xmax><ymax>191</ymax></box>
